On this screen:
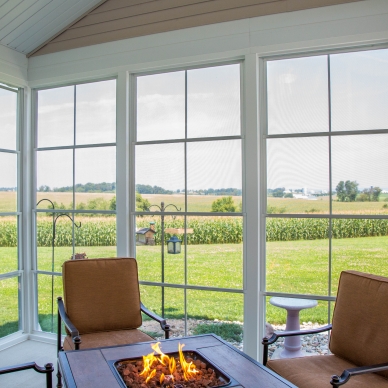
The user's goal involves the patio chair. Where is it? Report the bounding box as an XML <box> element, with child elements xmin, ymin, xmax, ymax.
<box><xmin>262</xmin><ymin>270</ymin><xmax>388</xmax><ymax>387</ymax></box>
<box><xmin>57</xmin><ymin>257</ymin><xmax>170</xmax><ymax>387</ymax></box>
<box><xmin>0</xmin><ymin>362</ymin><xmax>53</xmax><ymax>387</ymax></box>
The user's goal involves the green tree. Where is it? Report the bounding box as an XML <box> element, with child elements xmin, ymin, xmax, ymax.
<box><xmin>336</xmin><ymin>180</ymin><xmax>358</xmax><ymax>202</ymax></box>
<box><xmin>358</xmin><ymin>186</ymin><xmax>382</xmax><ymax>202</ymax></box>
<box><xmin>108</xmin><ymin>194</ymin><xmax>151</xmax><ymax>211</ymax></box>
<box><xmin>345</xmin><ymin>180</ymin><xmax>358</xmax><ymax>202</ymax></box>
<box><xmin>211</xmin><ymin>196</ymin><xmax>236</xmax><ymax>212</ymax></box>
<box><xmin>336</xmin><ymin>181</ymin><xmax>346</xmax><ymax>201</ymax></box>
<box><xmin>357</xmin><ymin>192</ymin><xmax>369</xmax><ymax>202</ymax></box>
<box><xmin>272</xmin><ymin>188</ymin><xmax>285</xmax><ymax>198</ymax></box>
<box><xmin>38</xmin><ymin>185</ymin><xmax>51</xmax><ymax>192</ymax></box>
<box><xmin>136</xmin><ymin>193</ymin><xmax>151</xmax><ymax>211</ymax></box>
<box><xmin>87</xmin><ymin>197</ymin><xmax>110</xmax><ymax>210</ymax></box>
<box><xmin>109</xmin><ymin>196</ymin><xmax>116</xmax><ymax>211</ymax></box>
<box><xmin>372</xmin><ymin>186</ymin><xmax>382</xmax><ymax>201</ymax></box>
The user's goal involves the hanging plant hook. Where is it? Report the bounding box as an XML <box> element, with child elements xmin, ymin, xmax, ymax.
<box><xmin>36</xmin><ymin>198</ymin><xmax>81</xmax><ymax>332</ymax></box>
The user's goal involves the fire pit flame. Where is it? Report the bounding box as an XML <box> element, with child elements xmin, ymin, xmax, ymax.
<box><xmin>145</xmin><ymin>368</ymin><xmax>156</xmax><ymax>383</ymax></box>
<box><xmin>141</xmin><ymin>342</ymin><xmax>199</xmax><ymax>383</ymax></box>
<box><xmin>139</xmin><ymin>351</ymin><xmax>158</xmax><ymax>378</ymax></box>
<box><xmin>169</xmin><ymin>356</ymin><xmax>176</xmax><ymax>376</ymax></box>
<box><xmin>115</xmin><ymin>342</ymin><xmax>229</xmax><ymax>388</ymax></box>
<box><xmin>178</xmin><ymin>343</ymin><xmax>198</xmax><ymax>381</ymax></box>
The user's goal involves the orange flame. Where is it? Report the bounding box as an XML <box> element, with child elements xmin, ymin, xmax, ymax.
<box><xmin>169</xmin><ymin>356</ymin><xmax>176</xmax><ymax>376</ymax></box>
<box><xmin>178</xmin><ymin>343</ymin><xmax>198</xmax><ymax>381</ymax></box>
<box><xmin>151</xmin><ymin>342</ymin><xmax>177</xmax><ymax>377</ymax></box>
<box><xmin>139</xmin><ymin>342</ymin><xmax>198</xmax><ymax>384</ymax></box>
<box><xmin>139</xmin><ymin>351</ymin><xmax>158</xmax><ymax>378</ymax></box>
<box><xmin>151</xmin><ymin>342</ymin><xmax>171</xmax><ymax>368</ymax></box>
<box><xmin>145</xmin><ymin>368</ymin><xmax>156</xmax><ymax>384</ymax></box>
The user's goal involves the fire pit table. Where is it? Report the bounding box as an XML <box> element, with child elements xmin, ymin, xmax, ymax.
<box><xmin>58</xmin><ymin>334</ymin><xmax>296</xmax><ymax>388</ymax></box>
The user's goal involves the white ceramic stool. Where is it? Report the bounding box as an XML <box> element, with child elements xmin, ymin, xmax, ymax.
<box><xmin>270</xmin><ymin>297</ymin><xmax>317</xmax><ymax>358</ymax></box>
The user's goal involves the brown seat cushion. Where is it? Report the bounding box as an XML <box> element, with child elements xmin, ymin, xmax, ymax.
<box><xmin>330</xmin><ymin>271</ymin><xmax>388</xmax><ymax>378</ymax></box>
<box><xmin>62</xmin><ymin>258</ymin><xmax>143</xmax><ymax>334</ymax></box>
<box><xmin>267</xmin><ymin>355</ymin><xmax>388</xmax><ymax>388</ymax></box>
<box><xmin>63</xmin><ymin>329</ymin><xmax>154</xmax><ymax>351</ymax></box>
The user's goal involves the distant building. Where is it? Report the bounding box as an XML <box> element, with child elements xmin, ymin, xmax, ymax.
<box><xmin>136</xmin><ymin>222</ymin><xmax>156</xmax><ymax>246</ymax></box>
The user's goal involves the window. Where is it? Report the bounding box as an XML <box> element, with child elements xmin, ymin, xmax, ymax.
<box><xmin>264</xmin><ymin>48</ymin><xmax>388</xmax><ymax>329</ymax></box>
<box><xmin>0</xmin><ymin>83</ymin><xmax>20</xmax><ymax>338</ymax></box>
<box><xmin>34</xmin><ymin>79</ymin><xmax>116</xmax><ymax>333</ymax></box>
<box><xmin>134</xmin><ymin>64</ymin><xmax>244</xmax><ymax>345</ymax></box>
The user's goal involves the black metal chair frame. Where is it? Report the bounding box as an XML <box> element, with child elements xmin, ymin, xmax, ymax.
<box><xmin>56</xmin><ymin>296</ymin><xmax>170</xmax><ymax>387</ymax></box>
<box><xmin>0</xmin><ymin>361</ymin><xmax>54</xmax><ymax>388</ymax></box>
<box><xmin>262</xmin><ymin>324</ymin><xmax>388</xmax><ymax>387</ymax></box>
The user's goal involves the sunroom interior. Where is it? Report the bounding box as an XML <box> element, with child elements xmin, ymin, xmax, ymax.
<box><xmin>1</xmin><ymin>0</ymin><xmax>388</xmax><ymax>386</ymax></box>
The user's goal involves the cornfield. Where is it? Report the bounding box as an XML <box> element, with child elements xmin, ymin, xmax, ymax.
<box><xmin>1</xmin><ymin>217</ymin><xmax>388</xmax><ymax>247</ymax></box>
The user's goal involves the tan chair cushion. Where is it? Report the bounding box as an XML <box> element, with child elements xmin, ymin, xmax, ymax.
<box><xmin>63</xmin><ymin>329</ymin><xmax>154</xmax><ymax>351</ymax></box>
<box><xmin>62</xmin><ymin>258</ymin><xmax>143</xmax><ymax>334</ymax></box>
<box><xmin>330</xmin><ymin>270</ymin><xmax>388</xmax><ymax>378</ymax></box>
<box><xmin>267</xmin><ymin>355</ymin><xmax>388</xmax><ymax>388</ymax></box>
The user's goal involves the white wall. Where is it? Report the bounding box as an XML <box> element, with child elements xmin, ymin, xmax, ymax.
<box><xmin>0</xmin><ymin>44</ymin><xmax>27</xmax><ymax>87</ymax></box>
<box><xmin>27</xmin><ymin>0</ymin><xmax>388</xmax><ymax>87</ymax></box>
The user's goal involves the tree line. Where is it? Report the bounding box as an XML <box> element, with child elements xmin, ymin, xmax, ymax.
<box><xmin>268</xmin><ymin>181</ymin><xmax>384</xmax><ymax>202</ymax></box>
<box><xmin>37</xmin><ymin>183</ymin><xmax>242</xmax><ymax>196</ymax></box>
<box><xmin>335</xmin><ymin>181</ymin><xmax>382</xmax><ymax>202</ymax></box>
<box><xmin>38</xmin><ymin>182</ymin><xmax>116</xmax><ymax>193</ymax></box>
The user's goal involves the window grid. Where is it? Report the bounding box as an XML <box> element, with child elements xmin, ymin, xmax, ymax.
<box><xmin>134</xmin><ymin>63</ymin><xmax>244</xmax><ymax>336</ymax></box>
<box><xmin>263</xmin><ymin>49</ymin><xmax>388</xmax><ymax>327</ymax></box>
<box><xmin>33</xmin><ymin>79</ymin><xmax>117</xmax><ymax>334</ymax></box>
<box><xmin>0</xmin><ymin>83</ymin><xmax>22</xmax><ymax>338</ymax></box>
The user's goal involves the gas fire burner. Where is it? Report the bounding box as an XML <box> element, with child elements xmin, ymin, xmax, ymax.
<box><xmin>109</xmin><ymin>349</ymin><xmax>236</xmax><ymax>388</ymax></box>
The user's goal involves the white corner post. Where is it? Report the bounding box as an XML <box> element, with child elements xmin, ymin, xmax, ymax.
<box><xmin>242</xmin><ymin>53</ymin><xmax>262</xmax><ymax>360</ymax></box>
<box><xmin>116</xmin><ymin>71</ymin><xmax>130</xmax><ymax>257</ymax></box>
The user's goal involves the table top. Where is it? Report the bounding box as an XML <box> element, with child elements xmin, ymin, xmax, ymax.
<box><xmin>270</xmin><ymin>297</ymin><xmax>318</xmax><ymax>310</ymax></box>
<box><xmin>58</xmin><ymin>334</ymin><xmax>296</xmax><ymax>388</ymax></box>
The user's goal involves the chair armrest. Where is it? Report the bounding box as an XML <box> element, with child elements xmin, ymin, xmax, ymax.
<box><xmin>141</xmin><ymin>302</ymin><xmax>171</xmax><ymax>339</ymax></box>
<box><xmin>262</xmin><ymin>324</ymin><xmax>332</xmax><ymax>365</ymax></box>
<box><xmin>330</xmin><ymin>362</ymin><xmax>388</xmax><ymax>387</ymax></box>
<box><xmin>57</xmin><ymin>297</ymin><xmax>81</xmax><ymax>350</ymax></box>
<box><xmin>263</xmin><ymin>324</ymin><xmax>332</xmax><ymax>345</ymax></box>
<box><xmin>0</xmin><ymin>362</ymin><xmax>54</xmax><ymax>388</ymax></box>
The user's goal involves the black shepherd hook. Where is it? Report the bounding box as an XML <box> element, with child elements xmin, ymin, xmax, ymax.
<box><xmin>36</xmin><ymin>199</ymin><xmax>81</xmax><ymax>332</ymax></box>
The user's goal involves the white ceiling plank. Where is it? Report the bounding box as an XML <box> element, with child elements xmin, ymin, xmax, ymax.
<box><xmin>0</xmin><ymin>0</ymin><xmax>24</xmax><ymax>23</ymax></box>
<box><xmin>0</xmin><ymin>0</ymin><xmax>12</xmax><ymax>8</ymax></box>
<box><xmin>0</xmin><ymin>0</ymin><xmax>51</xmax><ymax>42</ymax></box>
<box><xmin>15</xmin><ymin>0</ymin><xmax>103</xmax><ymax>54</ymax></box>
<box><xmin>5</xmin><ymin>0</ymin><xmax>68</xmax><ymax>48</ymax></box>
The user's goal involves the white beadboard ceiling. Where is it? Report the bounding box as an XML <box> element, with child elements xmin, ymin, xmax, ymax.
<box><xmin>0</xmin><ymin>0</ymin><xmax>105</xmax><ymax>55</ymax></box>
<box><xmin>0</xmin><ymin>0</ymin><xmax>364</xmax><ymax>57</ymax></box>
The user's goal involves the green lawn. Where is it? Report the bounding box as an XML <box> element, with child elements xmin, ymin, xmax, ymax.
<box><xmin>1</xmin><ymin>235</ymin><xmax>388</xmax><ymax>337</ymax></box>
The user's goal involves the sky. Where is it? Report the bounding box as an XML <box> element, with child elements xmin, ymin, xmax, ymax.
<box><xmin>33</xmin><ymin>64</ymin><xmax>242</xmax><ymax>192</ymax></box>
<box><xmin>267</xmin><ymin>48</ymin><xmax>388</xmax><ymax>192</ymax></box>
<box><xmin>2</xmin><ymin>51</ymin><xmax>388</xmax><ymax>192</ymax></box>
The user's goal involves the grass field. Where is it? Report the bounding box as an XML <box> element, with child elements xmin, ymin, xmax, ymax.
<box><xmin>2</xmin><ymin>191</ymin><xmax>388</xmax><ymax>214</ymax></box>
<box><xmin>1</xmin><ymin>235</ymin><xmax>388</xmax><ymax>337</ymax></box>
<box><xmin>2</xmin><ymin>191</ymin><xmax>388</xmax><ymax>337</ymax></box>
<box><xmin>268</xmin><ymin>194</ymin><xmax>388</xmax><ymax>215</ymax></box>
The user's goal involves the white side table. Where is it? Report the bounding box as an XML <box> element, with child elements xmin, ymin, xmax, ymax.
<box><xmin>270</xmin><ymin>297</ymin><xmax>317</xmax><ymax>358</ymax></box>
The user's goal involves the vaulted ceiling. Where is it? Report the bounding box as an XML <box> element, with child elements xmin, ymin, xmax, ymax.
<box><xmin>0</xmin><ymin>0</ymin><xmax>104</xmax><ymax>55</ymax></box>
<box><xmin>0</xmin><ymin>0</ymin><xmax>364</xmax><ymax>57</ymax></box>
